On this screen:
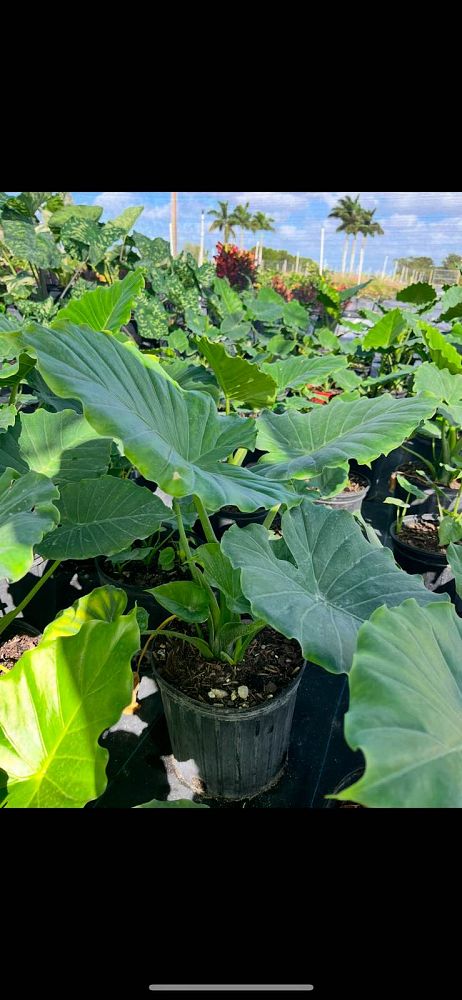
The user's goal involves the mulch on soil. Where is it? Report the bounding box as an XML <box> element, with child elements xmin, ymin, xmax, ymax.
<box><xmin>398</xmin><ymin>518</ymin><xmax>445</xmax><ymax>554</ymax></box>
<box><xmin>0</xmin><ymin>633</ymin><xmax>39</xmax><ymax>674</ymax></box>
<box><xmin>153</xmin><ymin>626</ymin><xmax>303</xmax><ymax>710</ymax></box>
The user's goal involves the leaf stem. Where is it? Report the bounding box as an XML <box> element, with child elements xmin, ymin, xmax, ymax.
<box><xmin>0</xmin><ymin>559</ymin><xmax>61</xmax><ymax>638</ymax></box>
<box><xmin>263</xmin><ymin>504</ymin><xmax>281</xmax><ymax>530</ymax></box>
<box><xmin>193</xmin><ymin>494</ymin><xmax>218</xmax><ymax>543</ymax></box>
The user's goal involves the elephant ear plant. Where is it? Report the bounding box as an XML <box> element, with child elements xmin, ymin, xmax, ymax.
<box><xmin>17</xmin><ymin>315</ymin><xmax>447</xmax><ymax>800</ymax></box>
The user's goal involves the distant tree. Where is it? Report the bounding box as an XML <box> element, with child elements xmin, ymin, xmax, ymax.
<box><xmin>207</xmin><ymin>201</ymin><xmax>237</xmax><ymax>243</ymax></box>
<box><xmin>358</xmin><ymin>208</ymin><xmax>384</xmax><ymax>262</ymax></box>
<box><xmin>328</xmin><ymin>194</ymin><xmax>362</xmax><ymax>274</ymax></box>
<box><xmin>182</xmin><ymin>242</ymin><xmax>209</xmax><ymax>263</ymax></box>
<box><xmin>233</xmin><ymin>202</ymin><xmax>253</xmax><ymax>249</ymax></box>
<box><xmin>443</xmin><ymin>254</ymin><xmax>462</xmax><ymax>270</ymax></box>
<box><xmin>395</xmin><ymin>256</ymin><xmax>434</xmax><ymax>271</ymax></box>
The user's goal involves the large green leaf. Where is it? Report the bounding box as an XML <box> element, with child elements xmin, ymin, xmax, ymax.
<box><xmin>0</xmin><ymin>352</ymin><xmax>36</xmax><ymax>388</ymax></box>
<box><xmin>261</xmin><ymin>354</ymin><xmax>347</xmax><ymax>392</ymax></box>
<box><xmin>43</xmin><ymin>585</ymin><xmax>129</xmax><ymax>641</ymax></box>
<box><xmin>0</xmin><ymin>409</ymin><xmax>111</xmax><ymax>483</ymax></box>
<box><xmin>132</xmin><ymin>232</ymin><xmax>171</xmax><ymax>267</ymax></box>
<box><xmin>134</xmin><ymin>292</ymin><xmax>169</xmax><ymax>340</ymax></box>
<box><xmin>362</xmin><ymin>309</ymin><xmax>406</xmax><ymax>350</ymax></box>
<box><xmin>420</xmin><ymin>323</ymin><xmax>462</xmax><ymax>374</ymax></box>
<box><xmin>447</xmin><ymin>543</ymin><xmax>462</xmax><ymax>598</ymax></box>
<box><xmin>213</xmin><ymin>277</ymin><xmax>244</xmax><ymax>317</ymax></box>
<box><xmin>437</xmin><ymin>285</ymin><xmax>462</xmax><ymax>322</ymax></box>
<box><xmin>111</xmin><ymin>206</ymin><xmax>144</xmax><ymax>232</ymax></box>
<box><xmin>0</xmin><ymin>591</ymin><xmax>139</xmax><ymax>807</ymax></box>
<box><xmin>335</xmin><ymin>600</ymin><xmax>462</xmax><ymax>807</ymax></box>
<box><xmin>196</xmin><ymin>337</ymin><xmax>277</xmax><ymax>407</ymax></box>
<box><xmin>255</xmin><ymin>393</ymin><xmax>436</xmax><ymax>481</ymax></box>
<box><xmin>0</xmin><ymin>469</ymin><xmax>59</xmax><ymax>582</ymax></box>
<box><xmin>26</xmin><ymin>324</ymin><xmax>299</xmax><ymax>514</ymax></box>
<box><xmin>413</xmin><ymin>362</ymin><xmax>462</xmax><ymax>424</ymax></box>
<box><xmin>147</xmin><ymin>580</ymin><xmax>210</xmax><ymax>623</ymax></box>
<box><xmin>160</xmin><ymin>359</ymin><xmax>219</xmax><ymax>401</ymax></box>
<box><xmin>0</xmin><ymin>405</ymin><xmax>16</xmax><ymax>432</ymax></box>
<box><xmin>0</xmin><ymin>315</ymin><xmax>25</xmax><ymax>358</ymax></box>
<box><xmin>48</xmin><ymin>205</ymin><xmax>103</xmax><ymax>229</ymax></box>
<box><xmin>282</xmin><ymin>299</ymin><xmax>309</xmax><ymax>329</ymax></box>
<box><xmin>222</xmin><ymin>503</ymin><xmax>441</xmax><ymax>674</ymax></box>
<box><xmin>243</xmin><ymin>287</ymin><xmax>285</xmax><ymax>323</ymax></box>
<box><xmin>0</xmin><ymin>220</ymin><xmax>60</xmax><ymax>268</ymax></box>
<box><xmin>37</xmin><ymin>476</ymin><xmax>171</xmax><ymax>560</ymax></box>
<box><xmin>396</xmin><ymin>282</ymin><xmax>436</xmax><ymax>306</ymax></box>
<box><xmin>53</xmin><ymin>272</ymin><xmax>144</xmax><ymax>333</ymax></box>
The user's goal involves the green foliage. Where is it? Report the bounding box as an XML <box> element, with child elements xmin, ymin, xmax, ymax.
<box><xmin>335</xmin><ymin>600</ymin><xmax>462</xmax><ymax>807</ymax></box>
<box><xmin>0</xmin><ymin>587</ymin><xmax>139</xmax><ymax>808</ymax></box>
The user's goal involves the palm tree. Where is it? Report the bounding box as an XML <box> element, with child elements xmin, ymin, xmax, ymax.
<box><xmin>357</xmin><ymin>209</ymin><xmax>384</xmax><ymax>277</ymax></box>
<box><xmin>207</xmin><ymin>201</ymin><xmax>238</xmax><ymax>244</ymax></box>
<box><xmin>250</xmin><ymin>211</ymin><xmax>275</xmax><ymax>263</ymax></box>
<box><xmin>328</xmin><ymin>195</ymin><xmax>362</xmax><ymax>274</ymax></box>
<box><xmin>358</xmin><ymin>209</ymin><xmax>384</xmax><ymax>253</ymax></box>
<box><xmin>233</xmin><ymin>202</ymin><xmax>253</xmax><ymax>249</ymax></box>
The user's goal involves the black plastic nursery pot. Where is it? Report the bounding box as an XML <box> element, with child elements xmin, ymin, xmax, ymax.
<box><xmin>313</xmin><ymin>473</ymin><xmax>370</xmax><ymax>514</ymax></box>
<box><xmin>94</xmin><ymin>558</ymin><xmax>168</xmax><ymax>629</ymax></box>
<box><xmin>390</xmin><ymin>515</ymin><xmax>450</xmax><ymax>583</ymax></box>
<box><xmin>152</xmin><ymin>661</ymin><xmax>306</xmax><ymax>800</ymax></box>
<box><xmin>210</xmin><ymin>505</ymin><xmax>269</xmax><ymax>540</ymax></box>
<box><xmin>394</xmin><ymin>475</ymin><xmax>458</xmax><ymax>516</ymax></box>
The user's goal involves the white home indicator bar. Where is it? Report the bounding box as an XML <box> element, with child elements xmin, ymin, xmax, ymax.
<box><xmin>149</xmin><ymin>987</ymin><xmax>314</xmax><ymax>992</ymax></box>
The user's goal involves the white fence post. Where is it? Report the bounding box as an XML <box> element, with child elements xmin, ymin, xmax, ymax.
<box><xmin>198</xmin><ymin>211</ymin><xmax>205</xmax><ymax>267</ymax></box>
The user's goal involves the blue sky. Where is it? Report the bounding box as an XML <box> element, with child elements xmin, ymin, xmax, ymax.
<box><xmin>69</xmin><ymin>192</ymin><xmax>462</xmax><ymax>273</ymax></box>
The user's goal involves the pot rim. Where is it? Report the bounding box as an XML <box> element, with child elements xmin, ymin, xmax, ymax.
<box><xmin>152</xmin><ymin>657</ymin><xmax>306</xmax><ymax>721</ymax></box>
<box><xmin>389</xmin><ymin>514</ymin><xmax>449</xmax><ymax>562</ymax></box>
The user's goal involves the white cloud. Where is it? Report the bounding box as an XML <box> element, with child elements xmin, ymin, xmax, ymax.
<box><xmin>143</xmin><ymin>204</ymin><xmax>170</xmax><ymax>221</ymax></box>
<box><xmin>386</xmin><ymin>214</ymin><xmax>420</xmax><ymax>229</ymax></box>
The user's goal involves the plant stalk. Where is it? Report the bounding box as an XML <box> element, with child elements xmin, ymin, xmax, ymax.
<box><xmin>0</xmin><ymin>559</ymin><xmax>61</xmax><ymax>637</ymax></box>
<box><xmin>193</xmin><ymin>495</ymin><xmax>218</xmax><ymax>544</ymax></box>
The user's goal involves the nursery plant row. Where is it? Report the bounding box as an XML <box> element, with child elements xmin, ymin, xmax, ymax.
<box><xmin>1</xmin><ymin>191</ymin><xmax>462</xmax><ymax>808</ymax></box>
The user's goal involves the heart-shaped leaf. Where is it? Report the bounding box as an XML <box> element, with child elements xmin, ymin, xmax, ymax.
<box><xmin>420</xmin><ymin>323</ymin><xmax>462</xmax><ymax>374</ymax></box>
<box><xmin>0</xmin><ymin>409</ymin><xmax>111</xmax><ymax>483</ymax></box>
<box><xmin>396</xmin><ymin>282</ymin><xmax>436</xmax><ymax>307</ymax></box>
<box><xmin>0</xmin><ymin>468</ymin><xmax>59</xmax><ymax>582</ymax></box>
<box><xmin>261</xmin><ymin>354</ymin><xmax>347</xmax><ymax>392</ymax></box>
<box><xmin>196</xmin><ymin>337</ymin><xmax>277</xmax><ymax>408</ymax></box>
<box><xmin>335</xmin><ymin>600</ymin><xmax>462</xmax><ymax>807</ymax></box>
<box><xmin>53</xmin><ymin>272</ymin><xmax>144</xmax><ymax>333</ymax></box>
<box><xmin>26</xmin><ymin>324</ymin><xmax>299</xmax><ymax>514</ymax></box>
<box><xmin>147</xmin><ymin>580</ymin><xmax>210</xmax><ymax>623</ymax></box>
<box><xmin>362</xmin><ymin>309</ymin><xmax>406</xmax><ymax>350</ymax></box>
<box><xmin>255</xmin><ymin>393</ymin><xmax>436</xmax><ymax>481</ymax></box>
<box><xmin>0</xmin><ymin>589</ymin><xmax>139</xmax><ymax>808</ymax></box>
<box><xmin>37</xmin><ymin>476</ymin><xmax>171</xmax><ymax>560</ymax></box>
<box><xmin>222</xmin><ymin>502</ymin><xmax>442</xmax><ymax>673</ymax></box>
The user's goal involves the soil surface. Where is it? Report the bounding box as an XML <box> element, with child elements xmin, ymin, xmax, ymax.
<box><xmin>398</xmin><ymin>518</ymin><xmax>444</xmax><ymax>554</ymax></box>
<box><xmin>0</xmin><ymin>633</ymin><xmax>39</xmax><ymax>674</ymax></box>
<box><xmin>307</xmin><ymin>472</ymin><xmax>369</xmax><ymax>497</ymax></box>
<box><xmin>395</xmin><ymin>464</ymin><xmax>460</xmax><ymax>491</ymax></box>
<box><xmin>153</xmin><ymin>626</ymin><xmax>303</xmax><ymax>710</ymax></box>
<box><xmin>339</xmin><ymin>473</ymin><xmax>369</xmax><ymax>495</ymax></box>
<box><xmin>102</xmin><ymin>558</ymin><xmax>183</xmax><ymax>590</ymax></box>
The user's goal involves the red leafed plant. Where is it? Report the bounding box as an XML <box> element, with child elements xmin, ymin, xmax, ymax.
<box><xmin>214</xmin><ymin>243</ymin><xmax>257</xmax><ymax>290</ymax></box>
<box><xmin>271</xmin><ymin>274</ymin><xmax>292</xmax><ymax>301</ymax></box>
<box><xmin>290</xmin><ymin>281</ymin><xmax>319</xmax><ymax>307</ymax></box>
